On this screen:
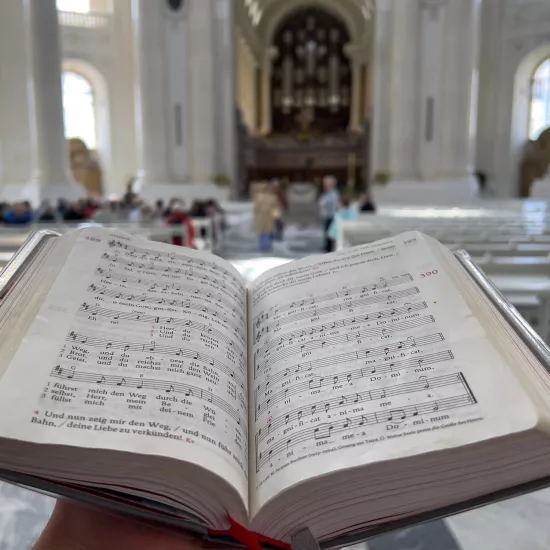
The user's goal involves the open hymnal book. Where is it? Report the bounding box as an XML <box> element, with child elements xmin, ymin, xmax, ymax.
<box><xmin>1</xmin><ymin>227</ymin><xmax>550</xmax><ymax>545</ymax></box>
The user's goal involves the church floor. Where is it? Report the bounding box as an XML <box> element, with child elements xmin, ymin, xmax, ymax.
<box><xmin>2</xmin><ymin>219</ymin><xmax>550</xmax><ymax>548</ymax></box>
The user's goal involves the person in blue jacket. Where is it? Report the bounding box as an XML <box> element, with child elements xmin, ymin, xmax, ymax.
<box><xmin>327</xmin><ymin>197</ymin><xmax>357</xmax><ymax>252</ymax></box>
<box><xmin>3</xmin><ymin>202</ymin><xmax>34</xmax><ymax>225</ymax></box>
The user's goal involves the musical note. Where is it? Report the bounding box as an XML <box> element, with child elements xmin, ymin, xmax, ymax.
<box><xmin>309</xmin><ymin>377</ymin><xmax>323</xmax><ymax>390</ymax></box>
<box><xmin>166</xmin><ymin>385</ymin><xmax>175</xmax><ymax>393</ymax></box>
<box><xmin>117</xmin><ymin>378</ymin><xmax>126</xmax><ymax>387</ymax></box>
<box><xmin>96</xmin><ymin>376</ymin><xmax>106</xmax><ymax>385</ymax></box>
<box><xmin>314</xmin><ymin>424</ymin><xmax>334</xmax><ymax>440</ymax></box>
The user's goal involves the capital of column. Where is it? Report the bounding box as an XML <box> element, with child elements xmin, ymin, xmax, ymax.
<box><xmin>344</xmin><ymin>42</ymin><xmax>367</xmax><ymax>63</ymax></box>
<box><xmin>263</xmin><ymin>46</ymin><xmax>279</xmax><ymax>65</ymax></box>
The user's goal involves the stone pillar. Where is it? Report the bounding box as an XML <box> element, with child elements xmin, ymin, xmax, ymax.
<box><xmin>133</xmin><ymin>0</ymin><xmax>171</xmax><ymax>189</ymax></box>
<box><xmin>417</xmin><ymin>0</ymin><xmax>446</xmax><ymax>179</ymax></box>
<box><xmin>188</xmin><ymin>0</ymin><xmax>216</xmax><ymax>183</ymax></box>
<box><xmin>346</xmin><ymin>45</ymin><xmax>365</xmax><ymax>132</ymax></box>
<box><xmin>388</xmin><ymin>0</ymin><xmax>420</xmax><ymax>180</ymax></box>
<box><xmin>0</xmin><ymin>0</ymin><xmax>34</xmax><ymax>199</ymax></box>
<box><xmin>370</xmin><ymin>0</ymin><xmax>393</xmax><ymax>179</ymax></box>
<box><xmin>438</xmin><ymin>0</ymin><xmax>479</xmax><ymax>179</ymax></box>
<box><xmin>27</xmin><ymin>0</ymin><xmax>82</xmax><ymax>202</ymax></box>
<box><xmin>213</xmin><ymin>0</ymin><xmax>237</xmax><ymax>190</ymax></box>
<box><xmin>371</xmin><ymin>0</ymin><xmax>479</xmax><ymax>187</ymax></box>
<box><xmin>134</xmin><ymin>0</ymin><xmax>236</xmax><ymax>201</ymax></box>
<box><xmin>260</xmin><ymin>47</ymin><xmax>277</xmax><ymax>135</ymax></box>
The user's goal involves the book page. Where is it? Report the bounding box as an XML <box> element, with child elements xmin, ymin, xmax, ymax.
<box><xmin>249</xmin><ymin>232</ymin><xmax>536</xmax><ymax>515</ymax></box>
<box><xmin>0</xmin><ymin>227</ymin><xmax>249</xmax><ymax>506</ymax></box>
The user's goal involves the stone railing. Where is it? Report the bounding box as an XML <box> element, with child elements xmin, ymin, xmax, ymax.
<box><xmin>57</xmin><ymin>11</ymin><xmax>111</xmax><ymax>29</ymax></box>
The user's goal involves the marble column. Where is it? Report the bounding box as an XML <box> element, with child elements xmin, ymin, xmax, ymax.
<box><xmin>346</xmin><ymin>45</ymin><xmax>365</xmax><ymax>133</ymax></box>
<box><xmin>370</xmin><ymin>0</ymin><xmax>393</xmax><ymax>178</ymax></box>
<box><xmin>213</xmin><ymin>0</ymin><xmax>237</xmax><ymax>190</ymax></box>
<box><xmin>260</xmin><ymin>47</ymin><xmax>277</xmax><ymax>135</ymax></box>
<box><xmin>438</xmin><ymin>0</ymin><xmax>479</xmax><ymax>179</ymax></box>
<box><xmin>388</xmin><ymin>0</ymin><xmax>420</xmax><ymax>180</ymax></box>
<box><xmin>133</xmin><ymin>0</ymin><xmax>171</xmax><ymax>189</ymax></box>
<box><xmin>188</xmin><ymin>0</ymin><xmax>216</xmax><ymax>183</ymax></box>
<box><xmin>0</xmin><ymin>0</ymin><xmax>34</xmax><ymax>199</ymax></box>
<box><xmin>27</xmin><ymin>0</ymin><xmax>82</xmax><ymax>201</ymax></box>
<box><xmin>371</xmin><ymin>0</ymin><xmax>479</xmax><ymax>186</ymax></box>
<box><xmin>417</xmin><ymin>0</ymin><xmax>446</xmax><ymax>179</ymax></box>
<box><xmin>134</xmin><ymin>0</ymin><xmax>236</xmax><ymax>201</ymax></box>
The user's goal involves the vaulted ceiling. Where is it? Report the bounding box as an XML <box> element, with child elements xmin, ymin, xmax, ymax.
<box><xmin>236</xmin><ymin>0</ymin><xmax>374</xmax><ymax>61</ymax></box>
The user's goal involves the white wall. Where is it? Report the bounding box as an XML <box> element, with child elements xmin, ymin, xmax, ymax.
<box><xmin>476</xmin><ymin>0</ymin><xmax>550</xmax><ymax>197</ymax></box>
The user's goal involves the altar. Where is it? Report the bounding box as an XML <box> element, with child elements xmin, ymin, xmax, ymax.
<box><xmin>245</xmin><ymin>131</ymin><xmax>367</xmax><ymax>191</ymax></box>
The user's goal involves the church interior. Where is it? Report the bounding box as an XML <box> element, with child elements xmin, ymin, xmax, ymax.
<box><xmin>2</xmin><ymin>0</ymin><xmax>550</xmax><ymax>548</ymax></box>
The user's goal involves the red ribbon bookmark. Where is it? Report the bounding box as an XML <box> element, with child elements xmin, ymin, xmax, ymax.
<box><xmin>209</xmin><ymin>516</ymin><xmax>291</xmax><ymax>550</ymax></box>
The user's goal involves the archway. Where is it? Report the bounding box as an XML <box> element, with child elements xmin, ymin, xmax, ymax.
<box><xmin>61</xmin><ymin>59</ymin><xmax>111</xmax><ymax>195</ymax></box>
<box><xmin>529</xmin><ymin>58</ymin><xmax>550</xmax><ymax>140</ymax></box>
<box><xmin>511</xmin><ymin>43</ymin><xmax>550</xmax><ymax>195</ymax></box>
<box><xmin>244</xmin><ymin>4</ymin><xmax>366</xmax><ymax>193</ymax></box>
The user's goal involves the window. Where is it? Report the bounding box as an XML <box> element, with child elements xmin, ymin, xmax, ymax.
<box><xmin>529</xmin><ymin>58</ymin><xmax>550</xmax><ymax>140</ymax></box>
<box><xmin>56</xmin><ymin>0</ymin><xmax>90</xmax><ymax>12</ymax></box>
<box><xmin>62</xmin><ymin>71</ymin><xmax>97</xmax><ymax>149</ymax></box>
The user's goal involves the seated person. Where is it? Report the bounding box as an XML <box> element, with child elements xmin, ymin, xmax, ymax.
<box><xmin>63</xmin><ymin>202</ymin><xmax>86</xmax><ymax>222</ymax></box>
<box><xmin>166</xmin><ymin>202</ymin><xmax>196</xmax><ymax>248</ymax></box>
<box><xmin>3</xmin><ymin>202</ymin><xmax>33</xmax><ymax>225</ymax></box>
<box><xmin>38</xmin><ymin>202</ymin><xmax>61</xmax><ymax>223</ymax></box>
<box><xmin>358</xmin><ymin>192</ymin><xmax>376</xmax><ymax>213</ymax></box>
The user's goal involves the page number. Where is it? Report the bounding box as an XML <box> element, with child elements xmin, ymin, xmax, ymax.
<box><xmin>420</xmin><ymin>270</ymin><xmax>438</xmax><ymax>278</ymax></box>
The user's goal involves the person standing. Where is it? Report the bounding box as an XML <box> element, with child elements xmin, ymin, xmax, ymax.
<box><xmin>318</xmin><ymin>175</ymin><xmax>340</xmax><ymax>252</ymax></box>
<box><xmin>270</xmin><ymin>179</ymin><xmax>287</xmax><ymax>241</ymax></box>
<box><xmin>253</xmin><ymin>182</ymin><xmax>281</xmax><ymax>252</ymax></box>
